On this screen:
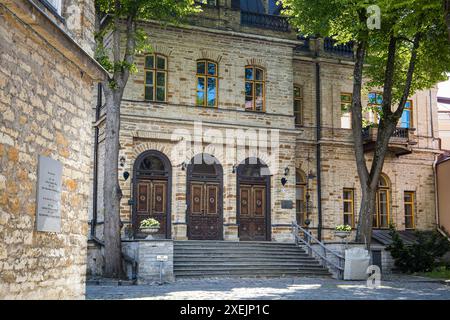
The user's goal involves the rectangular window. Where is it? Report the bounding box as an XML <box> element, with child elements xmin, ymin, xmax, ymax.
<box><xmin>368</xmin><ymin>92</ymin><xmax>383</xmax><ymax>124</ymax></box>
<box><xmin>294</xmin><ymin>86</ymin><xmax>303</xmax><ymax>126</ymax></box>
<box><xmin>245</xmin><ymin>66</ymin><xmax>265</xmax><ymax>112</ymax></box>
<box><xmin>399</xmin><ymin>100</ymin><xmax>413</xmax><ymax>128</ymax></box>
<box><xmin>144</xmin><ymin>54</ymin><xmax>167</xmax><ymax>102</ymax></box>
<box><xmin>343</xmin><ymin>189</ymin><xmax>354</xmax><ymax>227</ymax></box>
<box><xmin>341</xmin><ymin>93</ymin><xmax>352</xmax><ymax>129</ymax></box>
<box><xmin>404</xmin><ymin>191</ymin><xmax>415</xmax><ymax>229</ymax></box>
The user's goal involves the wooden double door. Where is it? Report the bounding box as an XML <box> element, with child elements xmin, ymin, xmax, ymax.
<box><xmin>238</xmin><ymin>184</ymin><xmax>268</xmax><ymax>241</ymax></box>
<box><xmin>187</xmin><ymin>181</ymin><xmax>222</xmax><ymax>240</ymax></box>
<box><xmin>134</xmin><ymin>179</ymin><xmax>168</xmax><ymax>238</ymax></box>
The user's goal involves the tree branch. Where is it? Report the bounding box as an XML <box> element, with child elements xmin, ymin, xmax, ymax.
<box><xmin>393</xmin><ymin>32</ymin><xmax>421</xmax><ymax>118</ymax></box>
<box><xmin>381</xmin><ymin>35</ymin><xmax>397</xmax><ymax>117</ymax></box>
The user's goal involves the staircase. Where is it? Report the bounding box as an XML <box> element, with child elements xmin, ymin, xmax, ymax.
<box><xmin>173</xmin><ymin>240</ymin><xmax>331</xmax><ymax>279</ymax></box>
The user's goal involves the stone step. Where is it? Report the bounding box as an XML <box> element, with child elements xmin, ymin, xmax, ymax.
<box><xmin>174</xmin><ymin>261</ymin><xmax>322</xmax><ymax>267</ymax></box>
<box><xmin>173</xmin><ymin>241</ymin><xmax>331</xmax><ymax>279</ymax></box>
<box><xmin>174</xmin><ymin>270</ymin><xmax>331</xmax><ymax>278</ymax></box>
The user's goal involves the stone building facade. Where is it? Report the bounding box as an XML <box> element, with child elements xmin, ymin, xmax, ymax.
<box><xmin>91</xmin><ymin>1</ymin><xmax>442</xmax><ymax>249</ymax></box>
<box><xmin>0</xmin><ymin>0</ymin><xmax>105</xmax><ymax>299</ymax></box>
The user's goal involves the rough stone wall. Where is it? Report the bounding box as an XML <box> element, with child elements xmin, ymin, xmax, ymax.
<box><xmin>0</xmin><ymin>4</ymin><xmax>96</xmax><ymax>299</ymax></box>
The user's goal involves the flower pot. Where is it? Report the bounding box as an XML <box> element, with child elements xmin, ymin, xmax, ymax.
<box><xmin>140</xmin><ymin>226</ymin><xmax>159</xmax><ymax>240</ymax></box>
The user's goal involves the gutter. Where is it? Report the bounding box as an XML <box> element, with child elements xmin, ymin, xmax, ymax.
<box><xmin>316</xmin><ymin>62</ymin><xmax>323</xmax><ymax>241</ymax></box>
<box><xmin>90</xmin><ymin>84</ymin><xmax>102</xmax><ymax>240</ymax></box>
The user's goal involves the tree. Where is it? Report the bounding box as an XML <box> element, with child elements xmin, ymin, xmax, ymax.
<box><xmin>94</xmin><ymin>0</ymin><xmax>199</xmax><ymax>278</ymax></box>
<box><xmin>282</xmin><ymin>0</ymin><xmax>450</xmax><ymax>248</ymax></box>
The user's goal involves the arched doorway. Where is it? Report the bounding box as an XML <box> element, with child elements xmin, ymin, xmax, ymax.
<box><xmin>237</xmin><ymin>158</ymin><xmax>271</xmax><ymax>241</ymax></box>
<box><xmin>186</xmin><ymin>154</ymin><xmax>223</xmax><ymax>240</ymax></box>
<box><xmin>133</xmin><ymin>150</ymin><xmax>171</xmax><ymax>239</ymax></box>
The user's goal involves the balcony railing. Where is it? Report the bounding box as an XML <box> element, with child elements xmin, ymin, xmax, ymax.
<box><xmin>362</xmin><ymin>127</ymin><xmax>416</xmax><ymax>156</ymax></box>
<box><xmin>240</xmin><ymin>11</ymin><xmax>290</xmax><ymax>32</ymax></box>
<box><xmin>324</xmin><ymin>38</ymin><xmax>354</xmax><ymax>58</ymax></box>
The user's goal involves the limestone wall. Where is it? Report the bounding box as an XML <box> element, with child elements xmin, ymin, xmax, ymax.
<box><xmin>0</xmin><ymin>2</ymin><xmax>99</xmax><ymax>299</ymax></box>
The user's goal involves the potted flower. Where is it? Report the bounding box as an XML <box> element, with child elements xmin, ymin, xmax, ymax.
<box><xmin>140</xmin><ymin>218</ymin><xmax>160</xmax><ymax>239</ymax></box>
<box><xmin>334</xmin><ymin>224</ymin><xmax>352</xmax><ymax>239</ymax></box>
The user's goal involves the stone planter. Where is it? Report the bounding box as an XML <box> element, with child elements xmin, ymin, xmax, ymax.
<box><xmin>334</xmin><ymin>230</ymin><xmax>351</xmax><ymax>239</ymax></box>
<box><xmin>140</xmin><ymin>227</ymin><xmax>159</xmax><ymax>240</ymax></box>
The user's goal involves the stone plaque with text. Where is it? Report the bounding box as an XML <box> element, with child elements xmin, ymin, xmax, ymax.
<box><xmin>36</xmin><ymin>155</ymin><xmax>63</xmax><ymax>232</ymax></box>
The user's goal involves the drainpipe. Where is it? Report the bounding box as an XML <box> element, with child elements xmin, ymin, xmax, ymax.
<box><xmin>433</xmin><ymin>154</ymin><xmax>440</xmax><ymax>230</ymax></box>
<box><xmin>91</xmin><ymin>83</ymin><xmax>102</xmax><ymax>239</ymax></box>
<box><xmin>316</xmin><ymin>62</ymin><xmax>323</xmax><ymax>241</ymax></box>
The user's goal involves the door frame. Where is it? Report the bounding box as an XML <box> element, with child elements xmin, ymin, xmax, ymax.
<box><xmin>132</xmin><ymin>150</ymin><xmax>172</xmax><ymax>239</ymax></box>
<box><xmin>186</xmin><ymin>155</ymin><xmax>224</xmax><ymax>240</ymax></box>
<box><xmin>236</xmin><ymin>159</ymin><xmax>271</xmax><ymax>241</ymax></box>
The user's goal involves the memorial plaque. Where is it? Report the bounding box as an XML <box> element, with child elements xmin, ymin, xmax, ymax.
<box><xmin>36</xmin><ymin>155</ymin><xmax>63</xmax><ymax>232</ymax></box>
<box><xmin>281</xmin><ymin>200</ymin><xmax>293</xmax><ymax>209</ymax></box>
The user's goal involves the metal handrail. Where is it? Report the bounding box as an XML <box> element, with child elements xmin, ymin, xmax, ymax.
<box><xmin>291</xmin><ymin>222</ymin><xmax>345</xmax><ymax>279</ymax></box>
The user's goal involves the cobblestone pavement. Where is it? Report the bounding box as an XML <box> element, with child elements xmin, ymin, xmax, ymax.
<box><xmin>86</xmin><ymin>275</ymin><xmax>450</xmax><ymax>300</ymax></box>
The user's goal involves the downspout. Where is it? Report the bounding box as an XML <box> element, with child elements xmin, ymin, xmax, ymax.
<box><xmin>433</xmin><ymin>154</ymin><xmax>440</xmax><ymax>231</ymax></box>
<box><xmin>316</xmin><ymin>62</ymin><xmax>323</xmax><ymax>241</ymax></box>
<box><xmin>91</xmin><ymin>83</ymin><xmax>102</xmax><ymax>240</ymax></box>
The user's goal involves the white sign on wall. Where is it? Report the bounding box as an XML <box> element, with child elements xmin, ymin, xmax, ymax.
<box><xmin>36</xmin><ymin>155</ymin><xmax>63</xmax><ymax>232</ymax></box>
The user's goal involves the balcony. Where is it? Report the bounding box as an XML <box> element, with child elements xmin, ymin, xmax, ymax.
<box><xmin>362</xmin><ymin>127</ymin><xmax>417</xmax><ymax>156</ymax></box>
<box><xmin>240</xmin><ymin>11</ymin><xmax>290</xmax><ymax>32</ymax></box>
<box><xmin>323</xmin><ymin>38</ymin><xmax>354</xmax><ymax>58</ymax></box>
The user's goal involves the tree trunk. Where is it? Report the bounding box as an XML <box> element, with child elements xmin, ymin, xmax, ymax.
<box><xmin>102</xmin><ymin>84</ymin><xmax>124</xmax><ymax>279</ymax></box>
<box><xmin>357</xmin><ymin>185</ymin><xmax>377</xmax><ymax>248</ymax></box>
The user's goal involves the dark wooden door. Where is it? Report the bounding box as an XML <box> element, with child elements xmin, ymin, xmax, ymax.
<box><xmin>239</xmin><ymin>184</ymin><xmax>267</xmax><ymax>241</ymax></box>
<box><xmin>188</xmin><ymin>181</ymin><xmax>222</xmax><ymax>240</ymax></box>
<box><xmin>135</xmin><ymin>179</ymin><xmax>167</xmax><ymax>238</ymax></box>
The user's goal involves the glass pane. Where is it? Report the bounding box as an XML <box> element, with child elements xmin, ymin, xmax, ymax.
<box><xmin>296</xmin><ymin>186</ymin><xmax>304</xmax><ymax>199</ymax></box>
<box><xmin>373</xmin><ymin>214</ymin><xmax>378</xmax><ymax>228</ymax></box>
<box><xmin>341</xmin><ymin>94</ymin><xmax>352</xmax><ymax>103</ymax></box>
<box><xmin>405</xmin><ymin>216</ymin><xmax>413</xmax><ymax>229</ymax></box>
<box><xmin>197</xmin><ymin>77</ymin><xmax>205</xmax><ymax>92</ymax></box>
<box><xmin>255</xmin><ymin>68</ymin><xmax>263</xmax><ymax>80</ymax></box>
<box><xmin>376</xmin><ymin>93</ymin><xmax>383</xmax><ymax>105</ymax></box>
<box><xmin>294</xmin><ymin>99</ymin><xmax>301</xmax><ymax>113</ymax></box>
<box><xmin>197</xmin><ymin>91</ymin><xmax>205</xmax><ymax>106</ymax></box>
<box><xmin>207</xmin><ymin>78</ymin><xmax>216</xmax><ymax>106</ymax></box>
<box><xmin>341</xmin><ymin>113</ymin><xmax>351</xmax><ymax>129</ymax></box>
<box><xmin>344</xmin><ymin>214</ymin><xmax>351</xmax><ymax>226</ymax></box>
<box><xmin>405</xmin><ymin>204</ymin><xmax>412</xmax><ymax>216</ymax></box>
<box><xmin>156</xmin><ymin>72</ymin><xmax>165</xmax><ymax>86</ymax></box>
<box><xmin>255</xmin><ymin>83</ymin><xmax>263</xmax><ymax>98</ymax></box>
<box><xmin>343</xmin><ymin>190</ymin><xmax>351</xmax><ymax>200</ymax></box>
<box><xmin>368</xmin><ymin>92</ymin><xmax>376</xmax><ymax>104</ymax></box>
<box><xmin>157</xmin><ymin>56</ymin><xmax>166</xmax><ymax>69</ymax></box>
<box><xmin>145</xmin><ymin>71</ymin><xmax>153</xmax><ymax>85</ymax></box>
<box><xmin>400</xmin><ymin>110</ymin><xmax>411</xmax><ymax>128</ymax></box>
<box><xmin>245</xmin><ymin>67</ymin><xmax>253</xmax><ymax>80</ymax></box>
<box><xmin>405</xmin><ymin>100</ymin><xmax>411</xmax><ymax>110</ymax></box>
<box><xmin>145</xmin><ymin>86</ymin><xmax>153</xmax><ymax>101</ymax></box>
<box><xmin>404</xmin><ymin>192</ymin><xmax>412</xmax><ymax>202</ymax></box>
<box><xmin>245</xmin><ymin>82</ymin><xmax>253</xmax><ymax>97</ymax></box>
<box><xmin>197</xmin><ymin>61</ymin><xmax>205</xmax><ymax>75</ymax></box>
<box><xmin>145</xmin><ymin>55</ymin><xmax>154</xmax><ymax>69</ymax></box>
<box><xmin>156</xmin><ymin>87</ymin><xmax>165</xmax><ymax>101</ymax></box>
<box><xmin>255</xmin><ymin>96</ymin><xmax>264</xmax><ymax>111</ymax></box>
<box><xmin>380</xmin><ymin>215</ymin><xmax>388</xmax><ymax>227</ymax></box>
<box><xmin>207</xmin><ymin>62</ymin><xmax>216</xmax><ymax>76</ymax></box>
<box><xmin>140</xmin><ymin>156</ymin><xmax>165</xmax><ymax>171</ymax></box>
<box><xmin>344</xmin><ymin>202</ymin><xmax>351</xmax><ymax>213</ymax></box>
<box><xmin>245</xmin><ymin>96</ymin><xmax>253</xmax><ymax>110</ymax></box>
<box><xmin>294</xmin><ymin>87</ymin><xmax>301</xmax><ymax>98</ymax></box>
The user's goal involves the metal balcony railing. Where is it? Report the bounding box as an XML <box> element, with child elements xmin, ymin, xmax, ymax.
<box><xmin>240</xmin><ymin>11</ymin><xmax>290</xmax><ymax>32</ymax></box>
<box><xmin>324</xmin><ymin>38</ymin><xmax>354</xmax><ymax>58</ymax></box>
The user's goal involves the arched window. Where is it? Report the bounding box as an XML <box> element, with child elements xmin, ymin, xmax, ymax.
<box><xmin>374</xmin><ymin>174</ymin><xmax>391</xmax><ymax>229</ymax></box>
<box><xmin>245</xmin><ymin>66</ymin><xmax>265</xmax><ymax>112</ymax></box>
<box><xmin>196</xmin><ymin>60</ymin><xmax>218</xmax><ymax>107</ymax></box>
<box><xmin>296</xmin><ymin>170</ymin><xmax>307</xmax><ymax>225</ymax></box>
<box><xmin>144</xmin><ymin>53</ymin><xmax>167</xmax><ymax>102</ymax></box>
